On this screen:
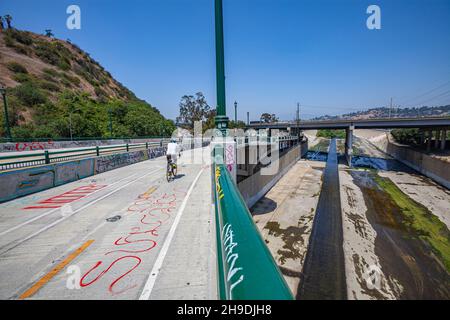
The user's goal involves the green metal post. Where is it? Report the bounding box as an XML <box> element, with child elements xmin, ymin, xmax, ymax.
<box><xmin>1</xmin><ymin>88</ymin><xmax>12</xmax><ymax>141</ymax></box>
<box><xmin>44</xmin><ymin>151</ymin><xmax>50</xmax><ymax>164</ymax></box>
<box><xmin>234</xmin><ymin>101</ymin><xmax>237</xmax><ymax>124</ymax></box>
<box><xmin>214</xmin><ymin>0</ymin><xmax>229</xmax><ymax>135</ymax></box>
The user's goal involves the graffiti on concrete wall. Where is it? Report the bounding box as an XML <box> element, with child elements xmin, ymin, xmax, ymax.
<box><xmin>1</xmin><ymin>159</ymin><xmax>95</xmax><ymax>203</ymax></box>
<box><xmin>147</xmin><ymin>146</ymin><xmax>166</xmax><ymax>159</ymax></box>
<box><xmin>55</xmin><ymin>159</ymin><xmax>94</xmax><ymax>186</ymax></box>
<box><xmin>95</xmin><ymin>151</ymin><xmax>148</xmax><ymax>174</ymax></box>
<box><xmin>0</xmin><ymin>139</ymin><xmax>165</xmax><ymax>153</ymax></box>
<box><xmin>0</xmin><ymin>165</ymin><xmax>55</xmax><ymax>203</ymax></box>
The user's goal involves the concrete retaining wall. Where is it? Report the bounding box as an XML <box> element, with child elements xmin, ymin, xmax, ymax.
<box><xmin>0</xmin><ymin>145</ymin><xmax>168</xmax><ymax>203</ymax></box>
<box><xmin>238</xmin><ymin>145</ymin><xmax>301</xmax><ymax>208</ymax></box>
<box><xmin>376</xmin><ymin>134</ymin><xmax>450</xmax><ymax>189</ymax></box>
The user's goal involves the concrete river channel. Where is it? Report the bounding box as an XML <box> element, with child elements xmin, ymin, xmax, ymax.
<box><xmin>299</xmin><ymin>136</ymin><xmax>450</xmax><ymax>299</ymax></box>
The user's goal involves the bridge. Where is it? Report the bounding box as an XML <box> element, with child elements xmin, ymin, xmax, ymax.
<box><xmin>247</xmin><ymin>117</ymin><xmax>450</xmax><ymax>164</ymax></box>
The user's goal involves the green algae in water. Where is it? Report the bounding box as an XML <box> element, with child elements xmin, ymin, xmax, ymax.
<box><xmin>373</xmin><ymin>174</ymin><xmax>450</xmax><ymax>272</ymax></box>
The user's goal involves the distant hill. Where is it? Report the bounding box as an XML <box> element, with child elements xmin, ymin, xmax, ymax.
<box><xmin>313</xmin><ymin>105</ymin><xmax>450</xmax><ymax>121</ymax></box>
<box><xmin>0</xmin><ymin>28</ymin><xmax>174</xmax><ymax>139</ymax></box>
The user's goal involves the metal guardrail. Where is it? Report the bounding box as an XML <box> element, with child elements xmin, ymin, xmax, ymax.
<box><xmin>0</xmin><ymin>141</ymin><xmax>168</xmax><ymax>171</ymax></box>
<box><xmin>213</xmin><ymin>163</ymin><xmax>293</xmax><ymax>300</ymax></box>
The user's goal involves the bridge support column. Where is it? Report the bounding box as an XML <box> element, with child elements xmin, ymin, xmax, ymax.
<box><xmin>419</xmin><ymin>130</ymin><xmax>425</xmax><ymax>146</ymax></box>
<box><xmin>345</xmin><ymin>125</ymin><xmax>354</xmax><ymax>166</ymax></box>
<box><xmin>427</xmin><ymin>130</ymin><xmax>432</xmax><ymax>152</ymax></box>
<box><xmin>441</xmin><ymin>129</ymin><xmax>447</xmax><ymax>150</ymax></box>
<box><xmin>435</xmin><ymin>130</ymin><xmax>440</xmax><ymax>149</ymax></box>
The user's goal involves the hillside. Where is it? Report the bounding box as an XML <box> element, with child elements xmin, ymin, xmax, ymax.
<box><xmin>0</xmin><ymin>28</ymin><xmax>175</xmax><ymax>139</ymax></box>
<box><xmin>313</xmin><ymin>105</ymin><xmax>450</xmax><ymax>121</ymax></box>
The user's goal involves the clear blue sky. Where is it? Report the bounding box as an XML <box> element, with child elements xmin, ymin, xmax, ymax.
<box><xmin>2</xmin><ymin>0</ymin><xmax>450</xmax><ymax>120</ymax></box>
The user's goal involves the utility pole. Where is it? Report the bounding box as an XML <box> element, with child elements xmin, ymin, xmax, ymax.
<box><xmin>247</xmin><ymin>111</ymin><xmax>249</xmax><ymax>126</ymax></box>
<box><xmin>234</xmin><ymin>101</ymin><xmax>237</xmax><ymax>123</ymax></box>
<box><xmin>296</xmin><ymin>102</ymin><xmax>300</xmax><ymax>137</ymax></box>
<box><xmin>214</xmin><ymin>0</ymin><xmax>228</xmax><ymax>135</ymax></box>
<box><xmin>389</xmin><ymin>97</ymin><xmax>392</xmax><ymax>118</ymax></box>
<box><xmin>0</xmin><ymin>86</ymin><xmax>12</xmax><ymax>141</ymax></box>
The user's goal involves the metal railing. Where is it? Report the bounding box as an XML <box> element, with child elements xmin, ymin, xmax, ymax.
<box><xmin>213</xmin><ymin>163</ymin><xmax>293</xmax><ymax>300</ymax></box>
<box><xmin>0</xmin><ymin>141</ymin><xmax>168</xmax><ymax>171</ymax></box>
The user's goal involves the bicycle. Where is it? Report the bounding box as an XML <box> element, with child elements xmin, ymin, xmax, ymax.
<box><xmin>166</xmin><ymin>156</ymin><xmax>177</xmax><ymax>182</ymax></box>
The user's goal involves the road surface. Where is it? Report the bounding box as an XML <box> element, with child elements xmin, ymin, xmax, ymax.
<box><xmin>0</xmin><ymin>147</ymin><xmax>216</xmax><ymax>300</ymax></box>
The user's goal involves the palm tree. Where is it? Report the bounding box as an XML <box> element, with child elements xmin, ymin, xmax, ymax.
<box><xmin>44</xmin><ymin>29</ymin><xmax>54</xmax><ymax>38</ymax></box>
<box><xmin>4</xmin><ymin>14</ymin><xmax>12</xmax><ymax>29</ymax></box>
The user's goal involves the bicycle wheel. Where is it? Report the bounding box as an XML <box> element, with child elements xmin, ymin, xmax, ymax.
<box><xmin>172</xmin><ymin>164</ymin><xmax>177</xmax><ymax>176</ymax></box>
<box><xmin>166</xmin><ymin>163</ymin><xmax>172</xmax><ymax>182</ymax></box>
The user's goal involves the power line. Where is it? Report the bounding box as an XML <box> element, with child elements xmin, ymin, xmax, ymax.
<box><xmin>398</xmin><ymin>78</ymin><xmax>450</xmax><ymax>106</ymax></box>
<box><xmin>405</xmin><ymin>88</ymin><xmax>450</xmax><ymax>107</ymax></box>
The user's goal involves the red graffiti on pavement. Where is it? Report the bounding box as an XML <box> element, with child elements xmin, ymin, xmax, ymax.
<box><xmin>79</xmin><ymin>187</ymin><xmax>187</xmax><ymax>296</ymax></box>
<box><xmin>23</xmin><ymin>184</ymin><xmax>107</xmax><ymax>210</ymax></box>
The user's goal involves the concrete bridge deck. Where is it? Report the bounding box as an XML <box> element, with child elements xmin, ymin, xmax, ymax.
<box><xmin>0</xmin><ymin>147</ymin><xmax>216</xmax><ymax>300</ymax></box>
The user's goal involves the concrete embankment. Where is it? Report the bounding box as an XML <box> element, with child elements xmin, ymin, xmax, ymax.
<box><xmin>238</xmin><ymin>144</ymin><xmax>306</xmax><ymax>208</ymax></box>
<box><xmin>0</xmin><ymin>146</ymin><xmax>166</xmax><ymax>203</ymax></box>
<box><xmin>373</xmin><ymin>134</ymin><xmax>450</xmax><ymax>189</ymax></box>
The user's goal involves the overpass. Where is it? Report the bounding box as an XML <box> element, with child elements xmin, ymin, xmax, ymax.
<box><xmin>247</xmin><ymin>117</ymin><xmax>450</xmax><ymax>164</ymax></box>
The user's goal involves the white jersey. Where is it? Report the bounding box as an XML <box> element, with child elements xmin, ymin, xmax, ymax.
<box><xmin>167</xmin><ymin>142</ymin><xmax>180</xmax><ymax>155</ymax></box>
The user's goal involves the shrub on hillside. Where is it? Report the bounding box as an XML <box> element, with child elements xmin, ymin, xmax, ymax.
<box><xmin>12</xmin><ymin>73</ymin><xmax>31</xmax><ymax>83</ymax></box>
<box><xmin>7</xmin><ymin>61</ymin><xmax>28</xmax><ymax>74</ymax></box>
<box><xmin>39</xmin><ymin>80</ymin><xmax>61</xmax><ymax>92</ymax></box>
<box><xmin>4</xmin><ymin>29</ymin><xmax>33</xmax><ymax>46</ymax></box>
<box><xmin>11</xmin><ymin>125</ymin><xmax>35</xmax><ymax>139</ymax></box>
<box><xmin>13</xmin><ymin>82</ymin><xmax>47</xmax><ymax>107</ymax></box>
<box><xmin>42</xmin><ymin>68</ymin><xmax>59</xmax><ymax>77</ymax></box>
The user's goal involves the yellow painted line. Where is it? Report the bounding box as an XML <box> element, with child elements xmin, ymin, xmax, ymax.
<box><xmin>142</xmin><ymin>186</ymin><xmax>157</xmax><ymax>198</ymax></box>
<box><xmin>19</xmin><ymin>240</ymin><xmax>94</xmax><ymax>300</ymax></box>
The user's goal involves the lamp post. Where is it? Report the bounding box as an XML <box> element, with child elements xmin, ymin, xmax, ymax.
<box><xmin>0</xmin><ymin>86</ymin><xmax>12</xmax><ymax>141</ymax></box>
<box><xmin>214</xmin><ymin>0</ymin><xmax>229</xmax><ymax>135</ymax></box>
<box><xmin>234</xmin><ymin>101</ymin><xmax>237</xmax><ymax>123</ymax></box>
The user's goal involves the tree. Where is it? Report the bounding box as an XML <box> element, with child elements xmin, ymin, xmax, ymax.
<box><xmin>260</xmin><ymin>113</ymin><xmax>278</xmax><ymax>123</ymax></box>
<box><xmin>4</xmin><ymin>15</ymin><xmax>12</xmax><ymax>29</ymax></box>
<box><xmin>44</xmin><ymin>29</ymin><xmax>54</xmax><ymax>38</ymax></box>
<box><xmin>176</xmin><ymin>92</ymin><xmax>211</xmax><ymax>130</ymax></box>
<box><xmin>0</xmin><ymin>16</ymin><xmax>4</xmax><ymax>31</ymax></box>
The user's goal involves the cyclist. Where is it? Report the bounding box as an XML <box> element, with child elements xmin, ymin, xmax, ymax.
<box><xmin>166</xmin><ymin>138</ymin><xmax>181</xmax><ymax>174</ymax></box>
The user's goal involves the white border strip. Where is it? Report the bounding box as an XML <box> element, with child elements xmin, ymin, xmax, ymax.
<box><xmin>139</xmin><ymin>166</ymin><xmax>205</xmax><ymax>300</ymax></box>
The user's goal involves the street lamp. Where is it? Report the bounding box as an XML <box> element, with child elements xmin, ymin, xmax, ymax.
<box><xmin>0</xmin><ymin>85</ymin><xmax>12</xmax><ymax>141</ymax></box>
<box><xmin>234</xmin><ymin>101</ymin><xmax>237</xmax><ymax>123</ymax></box>
<box><xmin>214</xmin><ymin>0</ymin><xmax>229</xmax><ymax>135</ymax></box>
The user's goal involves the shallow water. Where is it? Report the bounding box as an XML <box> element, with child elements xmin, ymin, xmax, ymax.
<box><xmin>350</xmin><ymin>170</ymin><xmax>450</xmax><ymax>299</ymax></box>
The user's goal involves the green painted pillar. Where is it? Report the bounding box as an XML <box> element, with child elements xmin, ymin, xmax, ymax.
<box><xmin>214</xmin><ymin>0</ymin><xmax>229</xmax><ymax>135</ymax></box>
